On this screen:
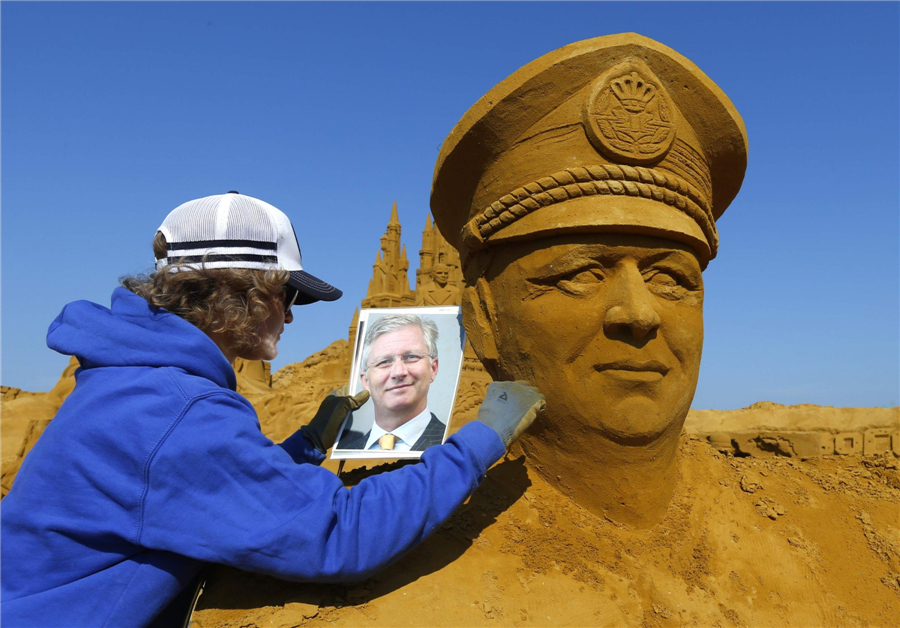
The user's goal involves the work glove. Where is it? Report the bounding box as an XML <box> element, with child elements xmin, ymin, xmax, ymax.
<box><xmin>476</xmin><ymin>381</ymin><xmax>545</xmax><ymax>449</ymax></box>
<box><xmin>300</xmin><ymin>386</ymin><xmax>370</xmax><ymax>454</ymax></box>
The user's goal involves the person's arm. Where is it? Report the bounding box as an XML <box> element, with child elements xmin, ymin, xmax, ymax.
<box><xmin>278</xmin><ymin>388</ymin><xmax>369</xmax><ymax>464</ymax></box>
<box><xmin>277</xmin><ymin>430</ymin><xmax>326</xmax><ymax>465</ymax></box>
<box><xmin>137</xmin><ymin>390</ymin><xmax>517</xmax><ymax>583</ymax></box>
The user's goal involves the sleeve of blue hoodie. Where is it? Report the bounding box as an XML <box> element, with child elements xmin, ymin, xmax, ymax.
<box><xmin>277</xmin><ymin>426</ymin><xmax>327</xmax><ymax>465</ymax></box>
<box><xmin>138</xmin><ymin>390</ymin><xmax>505</xmax><ymax>582</ymax></box>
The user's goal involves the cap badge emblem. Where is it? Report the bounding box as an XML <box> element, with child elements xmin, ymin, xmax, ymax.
<box><xmin>583</xmin><ymin>63</ymin><xmax>676</xmax><ymax>165</ymax></box>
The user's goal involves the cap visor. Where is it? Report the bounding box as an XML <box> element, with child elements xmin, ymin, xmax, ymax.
<box><xmin>485</xmin><ymin>195</ymin><xmax>713</xmax><ymax>266</ymax></box>
<box><xmin>287</xmin><ymin>270</ymin><xmax>342</xmax><ymax>305</ymax></box>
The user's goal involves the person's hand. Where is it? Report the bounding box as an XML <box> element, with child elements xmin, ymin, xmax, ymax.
<box><xmin>476</xmin><ymin>381</ymin><xmax>545</xmax><ymax>449</ymax></box>
<box><xmin>300</xmin><ymin>386</ymin><xmax>370</xmax><ymax>454</ymax></box>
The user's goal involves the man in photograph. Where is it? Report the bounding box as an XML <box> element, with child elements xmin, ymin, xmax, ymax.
<box><xmin>339</xmin><ymin>314</ymin><xmax>447</xmax><ymax>452</ymax></box>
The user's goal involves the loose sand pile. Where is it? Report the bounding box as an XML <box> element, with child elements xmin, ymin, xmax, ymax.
<box><xmin>3</xmin><ymin>357</ymin><xmax>898</xmax><ymax>626</ymax></box>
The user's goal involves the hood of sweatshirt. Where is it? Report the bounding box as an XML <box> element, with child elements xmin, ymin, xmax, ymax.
<box><xmin>46</xmin><ymin>287</ymin><xmax>236</xmax><ymax>390</ymax></box>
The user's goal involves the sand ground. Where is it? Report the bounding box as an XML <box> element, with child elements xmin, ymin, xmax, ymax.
<box><xmin>190</xmin><ymin>438</ymin><xmax>899</xmax><ymax>628</ymax></box>
<box><xmin>3</xmin><ymin>358</ymin><xmax>898</xmax><ymax>627</ymax></box>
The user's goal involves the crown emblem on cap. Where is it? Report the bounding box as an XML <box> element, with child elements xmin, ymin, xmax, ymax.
<box><xmin>610</xmin><ymin>72</ymin><xmax>656</xmax><ymax>112</ymax></box>
<box><xmin>583</xmin><ymin>62</ymin><xmax>676</xmax><ymax>166</ymax></box>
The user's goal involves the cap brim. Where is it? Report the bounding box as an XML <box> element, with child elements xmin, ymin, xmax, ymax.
<box><xmin>287</xmin><ymin>270</ymin><xmax>342</xmax><ymax>305</ymax></box>
<box><xmin>485</xmin><ymin>195</ymin><xmax>713</xmax><ymax>267</ymax></box>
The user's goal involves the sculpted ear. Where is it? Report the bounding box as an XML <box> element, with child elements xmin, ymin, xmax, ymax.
<box><xmin>462</xmin><ymin>278</ymin><xmax>501</xmax><ymax>378</ymax></box>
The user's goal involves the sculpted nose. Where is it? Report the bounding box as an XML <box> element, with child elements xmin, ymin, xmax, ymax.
<box><xmin>603</xmin><ymin>266</ymin><xmax>661</xmax><ymax>341</ymax></box>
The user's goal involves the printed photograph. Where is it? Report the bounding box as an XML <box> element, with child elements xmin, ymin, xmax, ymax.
<box><xmin>332</xmin><ymin>307</ymin><xmax>465</xmax><ymax>459</ymax></box>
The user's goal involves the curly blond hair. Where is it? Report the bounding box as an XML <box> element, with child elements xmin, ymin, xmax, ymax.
<box><xmin>120</xmin><ymin>232</ymin><xmax>289</xmax><ymax>355</ymax></box>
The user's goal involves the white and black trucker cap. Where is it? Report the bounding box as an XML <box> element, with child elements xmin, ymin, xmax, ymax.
<box><xmin>156</xmin><ymin>191</ymin><xmax>342</xmax><ymax>305</ymax></box>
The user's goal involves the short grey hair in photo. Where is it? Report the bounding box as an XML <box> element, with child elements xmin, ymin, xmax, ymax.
<box><xmin>361</xmin><ymin>314</ymin><xmax>439</xmax><ymax>369</ymax></box>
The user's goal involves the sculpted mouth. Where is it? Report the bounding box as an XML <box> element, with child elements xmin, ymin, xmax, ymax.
<box><xmin>595</xmin><ymin>360</ymin><xmax>669</xmax><ymax>375</ymax></box>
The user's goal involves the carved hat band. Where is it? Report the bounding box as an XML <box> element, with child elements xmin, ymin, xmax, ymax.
<box><xmin>431</xmin><ymin>33</ymin><xmax>748</xmax><ymax>267</ymax></box>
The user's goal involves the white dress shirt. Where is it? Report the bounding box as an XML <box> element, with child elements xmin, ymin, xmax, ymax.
<box><xmin>365</xmin><ymin>408</ymin><xmax>433</xmax><ymax>452</ymax></box>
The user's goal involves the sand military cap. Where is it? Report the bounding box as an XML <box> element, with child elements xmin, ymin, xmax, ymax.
<box><xmin>430</xmin><ymin>33</ymin><xmax>748</xmax><ymax>267</ymax></box>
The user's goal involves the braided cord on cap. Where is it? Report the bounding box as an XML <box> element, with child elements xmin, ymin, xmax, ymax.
<box><xmin>462</xmin><ymin>165</ymin><xmax>717</xmax><ymax>256</ymax></box>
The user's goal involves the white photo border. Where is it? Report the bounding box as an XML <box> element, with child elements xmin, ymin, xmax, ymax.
<box><xmin>330</xmin><ymin>306</ymin><xmax>465</xmax><ymax>460</ymax></box>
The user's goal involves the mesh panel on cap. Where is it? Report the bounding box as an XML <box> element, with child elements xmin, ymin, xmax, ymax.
<box><xmin>170</xmin><ymin>196</ymin><xmax>221</xmax><ymax>242</ymax></box>
<box><xmin>224</xmin><ymin>196</ymin><xmax>277</xmax><ymax>243</ymax></box>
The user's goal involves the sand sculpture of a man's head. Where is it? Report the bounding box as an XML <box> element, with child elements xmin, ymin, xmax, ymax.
<box><xmin>431</xmin><ymin>34</ymin><xmax>747</xmax><ymax>528</ymax></box>
<box><xmin>432</xmin><ymin>263</ymin><xmax>450</xmax><ymax>287</ymax></box>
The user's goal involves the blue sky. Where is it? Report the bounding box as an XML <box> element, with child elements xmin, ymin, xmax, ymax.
<box><xmin>2</xmin><ymin>2</ymin><xmax>898</xmax><ymax>409</ymax></box>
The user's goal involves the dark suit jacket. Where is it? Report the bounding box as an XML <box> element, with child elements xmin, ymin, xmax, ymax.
<box><xmin>337</xmin><ymin>413</ymin><xmax>446</xmax><ymax>452</ymax></box>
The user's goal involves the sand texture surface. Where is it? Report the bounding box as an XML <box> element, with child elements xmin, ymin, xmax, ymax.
<box><xmin>190</xmin><ymin>438</ymin><xmax>899</xmax><ymax>628</ymax></box>
<box><xmin>3</xmin><ymin>357</ymin><xmax>898</xmax><ymax>627</ymax></box>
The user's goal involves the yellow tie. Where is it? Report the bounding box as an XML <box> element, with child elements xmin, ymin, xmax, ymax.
<box><xmin>378</xmin><ymin>434</ymin><xmax>396</xmax><ymax>451</ymax></box>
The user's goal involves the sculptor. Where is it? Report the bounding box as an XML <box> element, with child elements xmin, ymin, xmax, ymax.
<box><xmin>0</xmin><ymin>192</ymin><xmax>545</xmax><ymax>627</ymax></box>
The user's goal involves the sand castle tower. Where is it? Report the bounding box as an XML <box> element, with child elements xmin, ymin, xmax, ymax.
<box><xmin>361</xmin><ymin>202</ymin><xmax>416</xmax><ymax>309</ymax></box>
<box><xmin>415</xmin><ymin>214</ymin><xmax>464</xmax><ymax>293</ymax></box>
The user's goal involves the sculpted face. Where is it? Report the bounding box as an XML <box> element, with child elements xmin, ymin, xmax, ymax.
<box><xmin>476</xmin><ymin>233</ymin><xmax>704</xmax><ymax>444</ymax></box>
<box><xmin>430</xmin><ymin>33</ymin><xmax>746</xmax><ymax>525</ymax></box>
<box><xmin>433</xmin><ymin>265</ymin><xmax>450</xmax><ymax>287</ymax></box>
<box><xmin>361</xmin><ymin>325</ymin><xmax>439</xmax><ymax>424</ymax></box>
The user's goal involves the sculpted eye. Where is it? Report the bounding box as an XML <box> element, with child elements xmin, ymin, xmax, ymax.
<box><xmin>561</xmin><ymin>269</ymin><xmax>605</xmax><ymax>284</ymax></box>
<box><xmin>527</xmin><ymin>262</ymin><xmax>613</xmax><ymax>299</ymax></box>
<box><xmin>645</xmin><ymin>271</ymin><xmax>680</xmax><ymax>287</ymax></box>
<box><xmin>643</xmin><ymin>265</ymin><xmax>702</xmax><ymax>302</ymax></box>
<box><xmin>554</xmin><ymin>268</ymin><xmax>606</xmax><ymax>296</ymax></box>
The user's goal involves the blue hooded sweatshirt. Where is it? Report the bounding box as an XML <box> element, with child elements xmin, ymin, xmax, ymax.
<box><xmin>1</xmin><ymin>288</ymin><xmax>505</xmax><ymax>627</ymax></box>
